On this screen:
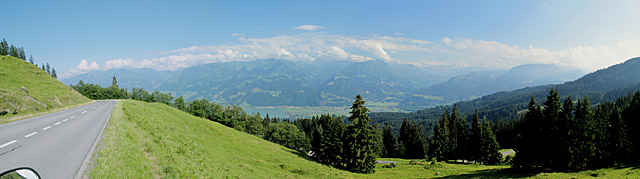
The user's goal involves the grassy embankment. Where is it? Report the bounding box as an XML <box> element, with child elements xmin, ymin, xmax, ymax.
<box><xmin>92</xmin><ymin>100</ymin><xmax>640</xmax><ymax>178</ymax></box>
<box><xmin>90</xmin><ymin>100</ymin><xmax>359</xmax><ymax>178</ymax></box>
<box><xmin>0</xmin><ymin>56</ymin><xmax>90</xmax><ymax>123</ymax></box>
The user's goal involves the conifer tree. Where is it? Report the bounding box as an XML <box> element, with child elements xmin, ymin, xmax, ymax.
<box><xmin>51</xmin><ymin>68</ymin><xmax>57</xmax><ymax>78</ymax></box>
<box><xmin>428</xmin><ymin>110</ymin><xmax>450</xmax><ymax>161</ymax></box>
<box><xmin>480</xmin><ymin>118</ymin><xmax>502</xmax><ymax>165</ymax></box>
<box><xmin>46</xmin><ymin>63</ymin><xmax>51</xmax><ymax>74</ymax></box>
<box><xmin>469</xmin><ymin>110</ymin><xmax>482</xmax><ymax>163</ymax></box>
<box><xmin>343</xmin><ymin>94</ymin><xmax>377</xmax><ymax>173</ymax></box>
<box><xmin>398</xmin><ymin>118</ymin><xmax>411</xmax><ymax>157</ymax></box>
<box><xmin>382</xmin><ymin>122</ymin><xmax>396</xmax><ymax>157</ymax></box>
<box><xmin>29</xmin><ymin>55</ymin><xmax>34</xmax><ymax>64</ymax></box>
<box><xmin>513</xmin><ymin>96</ymin><xmax>543</xmax><ymax>169</ymax></box>
<box><xmin>0</xmin><ymin>38</ymin><xmax>8</xmax><ymax>55</ymax></box>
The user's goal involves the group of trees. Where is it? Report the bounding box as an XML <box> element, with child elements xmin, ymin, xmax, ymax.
<box><xmin>289</xmin><ymin>95</ymin><xmax>379</xmax><ymax>173</ymax></box>
<box><xmin>514</xmin><ymin>89</ymin><xmax>640</xmax><ymax>171</ymax></box>
<box><xmin>1</xmin><ymin>38</ymin><xmax>26</xmax><ymax>60</ymax></box>
<box><xmin>2</xmin><ymin>38</ymin><xmax>57</xmax><ymax>78</ymax></box>
<box><xmin>71</xmin><ymin>76</ymin><xmax>172</xmax><ymax>103</ymax></box>
<box><xmin>428</xmin><ymin>105</ymin><xmax>502</xmax><ymax>164</ymax></box>
<box><xmin>381</xmin><ymin>119</ymin><xmax>426</xmax><ymax>159</ymax></box>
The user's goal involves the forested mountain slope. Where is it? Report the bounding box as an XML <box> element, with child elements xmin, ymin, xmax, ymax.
<box><xmin>371</xmin><ymin>57</ymin><xmax>640</xmax><ymax>134</ymax></box>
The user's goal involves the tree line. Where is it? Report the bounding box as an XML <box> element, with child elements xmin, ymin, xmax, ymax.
<box><xmin>1</xmin><ymin>38</ymin><xmax>58</xmax><ymax>78</ymax></box>
<box><xmin>513</xmin><ymin>89</ymin><xmax>640</xmax><ymax>171</ymax></box>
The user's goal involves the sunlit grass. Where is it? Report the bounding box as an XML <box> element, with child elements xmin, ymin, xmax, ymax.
<box><xmin>0</xmin><ymin>56</ymin><xmax>89</xmax><ymax>122</ymax></box>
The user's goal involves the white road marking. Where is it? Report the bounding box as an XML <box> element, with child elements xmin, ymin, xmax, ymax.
<box><xmin>81</xmin><ymin>111</ymin><xmax>87</xmax><ymax>113</ymax></box>
<box><xmin>42</xmin><ymin>126</ymin><xmax>52</xmax><ymax>130</ymax></box>
<box><xmin>0</xmin><ymin>140</ymin><xmax>17</xmax><ymax>148</ymax></box>
<box><xmin>54</xmin><ymin>122</ymin><xmax>62</xmax><ymax>125</ymax></box>
<box><xmin>63</xmin><ymin>119</ymin><xmax>68</xmax><ymax>122</ymax></box>
<box><xmin>24</xmin><ymin>132</ymin><xmax>38</xmax><ymax>138</ymax></box>
<box><xmin>70</xmin><ymin>116</ymin><xmax>75</xmax><ymax>119</ymax></box>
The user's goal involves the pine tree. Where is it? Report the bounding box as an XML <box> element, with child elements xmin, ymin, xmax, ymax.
<box><xmin>513</xmin><ymin>96</ymin><xmax>543</xmax><ymax>169</ymax></box>
<box><xmin>608</xmin><ymin>105</ymin><xmax>630</xmax><ymax>164</ymax></box>
<box><xmin>51</xmin><ymin>68</ymin><xmax>57</xmax><ymax>78</ymax></box>
<box><xmin>41</xmin><ymin>64</ymin><xmax>45</xmax><ymax>71</ymax></box>
<box><xmin>572</xmin><ymin>96</ymin><xmax>596</xmax><ymax>170</ymax></box>
<box><xmin>622</xmin><ymin>91</ymin><xmax>640</xmax><ymax>159</ymax></box>
<box><xmin>111</xmin><ymin>75</ymin><xmax>118</xmax><ymax>88</ymax></box>
<box><xmin>480</xmin><ymin>118</ymin><xmax>502</xmax><ymax>165</ymax></box>
<box><xmin>343</xmin><ymin>94</ymin><xmax>377</xmax><ymax>173</ymax></box>
<box><xmin>398</xmin><ymin>118</ymin><xmax>411</xmax><ymax>157</ymax></box>
<box><xmin>382</xmin><ymin>122</ymin><xmax>396</xmax><ymax>157</ymax></box>
<box><xmin>46</xmin><ymin>63</ymin><xmax>51</xmax><ymax>74</ymax></box>
<box><xmin>0</xmin><ymin>38</ymin><xmax>8</xmax><ymax>55</ymax></box>
<box><xmin>409</xmin><ymin>120</ymin><xmax>426</xmax><ymax>159</ymax></box>
<box><xmin>449</xmin><ymin>105</ymin><xmax>467</xmax><ymax>160</ymax></box>
<box><xmin>469</xmin><ymin>110</ymin><xmax>482</xmax><ymax>163</ymax></box>
<box><xmin>428</xmin><ymin>110</ymin><xmax>450</xmax><ymax>161</ymax></box>
<box><xmin>29</xmin><ymin>55</ymin><xmax>34</xmax><ymax>64</ymax></box>
<box><xmin>19</xmin><ymin>47</ymin><xmax>25</xmax><ymax>60</ymax></box>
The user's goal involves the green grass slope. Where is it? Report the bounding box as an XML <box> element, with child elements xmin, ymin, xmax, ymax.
<box><xmin>0</xmin><ymin>56</ymin><xmax>89</xmax><ymax>120</ymax></box>
<box><xmin>91</xmin><ymin>100</ymin><xmax>358</xmax><ymax>178</ymax></box>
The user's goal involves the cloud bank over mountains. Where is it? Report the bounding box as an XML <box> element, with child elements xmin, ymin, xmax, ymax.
<box><xmin>61</xmin><ymin>25</ymin><xmax>640</xmax><ymax>78</ymax></box>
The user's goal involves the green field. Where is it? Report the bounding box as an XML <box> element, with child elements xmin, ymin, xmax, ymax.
<box><xmin>0</xmin><ymin>56</ymin><xmax>89</xmax><ymax>123</ymax></box>
<box><xmin>91</xmin><ymin>100</ymin><xmax>640</xmax><ymax>178</ymax></box>
<box><xmin>90</xmin><ymin>100</ymin><xmax>360</xmax><ymax>178</ymax></box>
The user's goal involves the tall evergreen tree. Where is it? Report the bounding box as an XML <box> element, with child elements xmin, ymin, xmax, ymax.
<box><xmin>469</xmin><ymin>110</ymin><xmax>482</xmax><ymax>163</ymax></box>
<box><xmin>608</xmin><ymin>105</ymin><xmax>630</xmax><ymax>164</ymax></box>
<box><xmin>572</xmin><ymin>96</ymin><xmax>596</xmax><ymax>170</ymax></box>
<box><xmin>29</xmin><ymin>55</ymin><xmax>34</xmax><ymax>64</ymax></box>
<box><xmin>51</xmin><ymin>68</ymin><xmax>57</xmax><ymax>78</ymax></box>
<box><xmin>428</xmin><ymin>110</ymin><xmax>450</xmax><ymax>161</ymax></box>
<box><xmin>398</xmin><ymin>118</ymin><xmax>411</xmax><ymax>157</ymax></box>
<box><xmin>513</xmin><ymin>96</ymin><xmax>543</xmax><ymax>169</ymax></box>
<box><xmin>480</xmin><ymin>118</ymin><xmax>502</xmax><ymax>165</ymax></box>
<box><xmin>382</xmin><ymin>122</ymin><xmax>396</xmax><ymax>157</ymax></box>
<box><xmin>343</xmin><ymin>94</ymin><xmax>377</xmax><ymax>173</ymax></box>
<box><xmin>0</xmin><ymin>38</ymin><xmax>8</xmax><ymax>55</ymax></box>
<box><xmin>45</xmin><ymin>63</ymin><xmax>51</xmax><ymax>74</ymax></box>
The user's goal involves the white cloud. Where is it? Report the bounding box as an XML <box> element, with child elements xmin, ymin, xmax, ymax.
<box><xmin>62</xmin><ymin>32</ymin><xmax>640</xmax><ymax>78</ymax></box>
<box><xmin>295</xmin><ymin>25</ymin><xmax>325</xmax><ymax>31</ymax></box>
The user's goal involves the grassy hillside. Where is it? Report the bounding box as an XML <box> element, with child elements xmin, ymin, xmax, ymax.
<box><xmin>90</xmin><ymin>100</ymin><xmax>358</xmax><ymax>178</ymax></box>
<box><xmin>0</xmin><ymin>56</ymin><xmax>89</xmax><ymax>121</ymax></box>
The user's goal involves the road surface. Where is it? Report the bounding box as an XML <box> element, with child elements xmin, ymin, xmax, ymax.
<box><xmin>0</xmin><ymin>100</ymin><xmax>115</xmax><ymax>179</ymax></box>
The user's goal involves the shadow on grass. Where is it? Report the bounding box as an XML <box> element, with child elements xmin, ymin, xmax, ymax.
<box><xmin>435</xmin><ymin>168</ymin><xmax>538</xmax><ymax>179</ymax></box>
<box><xmin>281</xmin><ymin>148</ymin><xmax>315</xmax><ymax>162</ymax></box>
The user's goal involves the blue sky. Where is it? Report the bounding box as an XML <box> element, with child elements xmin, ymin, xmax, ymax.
<box><xmin>2</xmin><ymin>0</ymin><xmax>639</xmax><ymax>78</ymax></box>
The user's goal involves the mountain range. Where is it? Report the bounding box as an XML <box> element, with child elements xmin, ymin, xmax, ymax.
<box><xmin>62</xmin><ymin>59</ymin><xmax>584</xmax><ymax>109</ymax></box>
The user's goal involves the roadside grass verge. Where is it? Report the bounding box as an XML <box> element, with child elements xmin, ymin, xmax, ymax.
<box><xmin>90</xmin><ymin>100</ymin><xmax>358</xmax><ymax>178</ymax></box>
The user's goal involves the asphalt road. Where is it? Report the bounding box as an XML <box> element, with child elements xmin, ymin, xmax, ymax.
<box><xmin>0</xmin><ymin>100</ymin><xmax>115</xmax><ymax>179</ymax></box>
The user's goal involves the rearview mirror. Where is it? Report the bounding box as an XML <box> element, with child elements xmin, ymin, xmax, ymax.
<box><xmin>0</xmin><ymin>168</ymin><xmax>40</xmax><ymax>179</ymax></box>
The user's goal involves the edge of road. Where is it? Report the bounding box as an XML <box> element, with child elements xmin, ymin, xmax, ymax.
<box><xmin>0</xmin><ymin>100</ymin><xmax>97</xmax><ymax>125</ymax></box>
<box><xmin>74</xmin><ymin>100</ymin><xmax>117</xmax><ymax>179</ymax></box>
